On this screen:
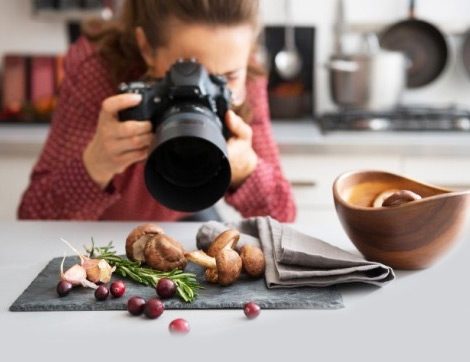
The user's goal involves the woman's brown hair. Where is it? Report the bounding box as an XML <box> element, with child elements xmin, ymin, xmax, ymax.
<box><xmin>85</xmin><ymin>0</ymin><xmax>264</xmax><ymax>121</ymax></box>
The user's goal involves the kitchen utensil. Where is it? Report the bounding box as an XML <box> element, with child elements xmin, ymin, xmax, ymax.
<box><xmin>379</xmin><ymin>0</ymin><xmax>448</xmax><ymax>88</ymax></box>
<box><xmin>274</xmin><ymin>0</ymin><xmax>302</xmax><ymax>80</ymax></box>
<box><xmin>363</xmin><ymin>33</ymin><xmax>406</xmax><ymax>111</ymax></box>
<box><xmin>461</xmin><ymin>28</ymin><xmax>470</xmax><ymax>78</ymax></box>
<box><xmin>10</xmin><ymin>256</ymin><xmax>342</xmax><ymax>311</ymax></box>
<box><xmin>328</xmin><ymin>34</ymin><xmax>406</xmax><ymax>110</ymax></box>
<box><xmin>328</xmin><ymin>54</ymin><xmax>370</xmax><ymax>108</ymax></box>
<box><xmin>333</xmin><ymin>170</ymin><xmax>470</xmax><ymax>269</ymax></box>
<box><xmin>328</xmin><ymin>0</ymin><xmax>369</xmax><ymax>109</ymax></box>
<box><xmin>333</xmin><ymin>0</ymin><xmax>346</xmax><ymax>56</ymax></box>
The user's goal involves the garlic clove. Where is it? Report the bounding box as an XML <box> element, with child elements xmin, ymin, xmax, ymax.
<box><xmin>61</xmin><ymin>264</ymin><xmax>87</xmax><ymax>286</ymax></box>
<box><xmin>98</xmin><ymin>259</ymin><xmax>116</xmax><ymax>283</ymax></box>
<box><xmin>83</xmin><ymin>258</ymin><xmax>115</xmax><ymax>284</ymax></box>
<box><xmin>60</xmin><ymin>256</ymin><xmax>98</xmax><ymax>289</ymax></box>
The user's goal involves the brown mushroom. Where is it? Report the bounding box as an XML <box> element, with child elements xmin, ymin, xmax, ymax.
<box><xmin>216</xmin><ymin>249</ymin><xmax>242</xmax><ymax>286</ymax></box>
<box><xmin>382</xmin><ymin>190</ymin><xmax>422</xmax><ymax>207</ymax></box>
<box><xmin>207</xmin><ymin>229</ymin><xmax>240</xmax><ymax>257</ymax></box>
<box><xmin>144</xmin><ymin>234</ymin><xmax>187</xmax><ymax>271</ymax></box>
<box><xmin>126</xmin><ymin>223</ymin><xmax>164</xmax><ymax>262</ymax></box>
<box><xmin>239</xmin><ymin>245</ymin><xmax>265</xmax><ymax>278</ymax></box>
<box><xmin>372</xmin><ymin>189</ymin><xmax>400</xmax><ymax>208</ymax></box>
<box><xmin>204</xmin><ymin>268</ymin><xmax>218</xmax><ymax>284</ymax></box>
<box><xmin>185</xmin><ymin>249</ymin><xmax>242</xmax><ymax>286</ymax></box>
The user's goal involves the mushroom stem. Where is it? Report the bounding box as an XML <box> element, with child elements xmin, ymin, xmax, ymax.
<box><xmin>184</xmin><ymin>250</ymin><xmax>216</xmax><ymax>269</ymax></box>
<box><xmin>185</xmin><ymin>249</ymin><xmax>242</xmax><ymax>286</ymax></box>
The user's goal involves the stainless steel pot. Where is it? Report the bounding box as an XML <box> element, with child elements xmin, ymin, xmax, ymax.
<box><xmin>328</xmin><ymin>55</ymin><xmax>370</xmax><ymax>108</ymax></box>
<box><xmin>328</xmin><ymin>35</ymin><xmax>407</xmax><ymax>110</ymax></box>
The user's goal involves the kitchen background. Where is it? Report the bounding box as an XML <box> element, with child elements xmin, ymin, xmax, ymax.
<box><xmin>2</xmin><ymin>0</ymin><xmax>470</xmax><ymax>223</ymax></box>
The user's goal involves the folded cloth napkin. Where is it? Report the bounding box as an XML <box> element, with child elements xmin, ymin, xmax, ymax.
<box><xmin>196</xmin><ymin>216</ymin><xmax>395</xmax><ymax>288</ymax></box>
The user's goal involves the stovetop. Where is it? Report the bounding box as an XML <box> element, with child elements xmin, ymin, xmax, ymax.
<box><xmin>319</xmin><ymin>106</ymin><xmax>470</xmax><ymax>132</ymax></box>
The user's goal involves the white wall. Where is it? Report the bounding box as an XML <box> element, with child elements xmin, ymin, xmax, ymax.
<box><xmin>0</xmin><ymin>0</ymin><xmax>67</xmax><ymax>56</ymax></box>
<box><xmin>1</xmin><ymin>0</ymin><xmax>470</xmax><ymax>112</ymax></box>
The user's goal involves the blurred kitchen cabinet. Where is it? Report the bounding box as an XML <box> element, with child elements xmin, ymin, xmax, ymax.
<box><xmin>402</xmin><ymin>156</ymin><xmax>470</xmax><ymax>190</ymax></box>
<box><xmin>0</xmin><ymin>155</ymin><xmax>38</xmax><ymax>220</ymax></box>
<box><xmin>280</xmin><ymin>154</ymin><xmax>402</xmax><ymax>209</ymax></box>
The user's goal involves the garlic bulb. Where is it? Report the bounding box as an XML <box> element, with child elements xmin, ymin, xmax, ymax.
<box><xmin>59</xmin><ymin>238</ymin><xmax>114</xmax><ymax>288</ymax></box>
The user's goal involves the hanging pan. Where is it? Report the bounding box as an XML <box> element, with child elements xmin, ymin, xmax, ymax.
<box><xmin>380</xmin><ymin>0</ymin><xmax>448</xmax><ymax>88</ymax></box>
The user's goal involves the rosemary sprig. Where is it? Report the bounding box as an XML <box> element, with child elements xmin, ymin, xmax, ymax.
<box><xmin>86</xmin><ymin>240</ymin><xmax>200</xmax><ymax>303</ymax></box>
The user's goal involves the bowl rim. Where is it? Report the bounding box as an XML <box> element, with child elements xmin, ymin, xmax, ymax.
<box><xmin>332</xmin><ymin>169</ymin><xmax>470</xmax><ymax>211</ymax></box>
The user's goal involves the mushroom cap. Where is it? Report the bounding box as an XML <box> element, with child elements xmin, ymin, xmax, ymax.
<box><xmin>126</xmin><ymin>223</ymin><xmax>164</xmax><ymax>262</ymax></box>
<box><xmin>204</xmin><ymin>268</ymin><xmax>218</xmax><ymax>284</ymax></box>
<box><xmin>207</xmin><ymin>229</ymin><xmax>240</xmax><ymax>257</ymax></box>
<box><xmin>144</xmin><ymin>234</ymin><xmax>187</xmax><ymax>271</ymax></box>
<box><xmin>239</xmin><ymin>245</ymin><xmax>265</xmax><ymax>278</ymax></box>
<box><xmin>215</xmin><ymin>248</ymin><xmax>242</xmax><ymax>286</ymax></box>
<box><xmin>372</xmin><ymin>189</ymin><xmax>400</xmax><ymax>208</ymax></box>
<box><xmin>382</xmin><ymin>190</ymin><xmax>422</xmax><ymax>207</ymax></box>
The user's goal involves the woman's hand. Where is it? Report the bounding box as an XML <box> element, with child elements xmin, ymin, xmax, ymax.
<box><xmin>225</xmin><ymin>110</ymin><xmax>258</xmax><ymax>188</ymax></box>
<box><xmin>83</xmin><ymin>94</ymin><xmax>153</xmax><ymax>189</ymax></box>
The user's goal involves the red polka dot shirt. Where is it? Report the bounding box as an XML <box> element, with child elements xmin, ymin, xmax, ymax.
<box><xmin>17</xmin><ymin>38</ymin><xmax>296</xmax><ymax>222</ymax></box>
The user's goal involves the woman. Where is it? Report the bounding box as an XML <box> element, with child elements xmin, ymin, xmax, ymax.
<box><xmin>18</xmin><ymin>0</ymin><xmax>296</xmax><ymax>222</ymax></box>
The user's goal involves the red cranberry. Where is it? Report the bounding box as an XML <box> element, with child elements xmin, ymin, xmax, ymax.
<box><xmin>243</xmin><ymin>302</ymin><xmax>261</xmax><ymax>319</ymax></box>
<box><xmin>110</xmin><ymin>280</ymin><xmax>126</xmax><ymax>298</ymax></box>
<box><xmin>94</xmin><ymin>285</ymin><xmax>109</xmax><ymax>301</ymax></box>
<box><xmin>144</xmin><ymin>298</ymin><xmax>165</xmax><ymax>319</ymax></box>
<box><xmin>127</xmin><ymin>296</ymin><xmax>146</xmax><ymax>316</ymax></box>
<box><xmin>156</xmin><ymin>278</ymin><xmax>176</xmax><ymax>299</ymax></box>
<box><xmin>169</xmin><ymin>318</ymin><xmax>190</xmax><ymax>334</ymax></box>
<box><xmin>56</xmin><ymin>280</ymin><xmax>73</xmax><ymax>297</ymax></box>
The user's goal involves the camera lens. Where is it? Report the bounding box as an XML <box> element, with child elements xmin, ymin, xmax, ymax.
<box><xmin>144</xmin><ymin>105</ymin><xmax>231</xmax><ymax>212</ymax></box>
<box><xmin>157</xmin><ymin>137</ymin><xmax>224</xmax><ymax>188</ymax></box>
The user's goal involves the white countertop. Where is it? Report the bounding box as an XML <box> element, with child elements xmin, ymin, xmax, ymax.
<box><xmin>1</xmin><ymin>212</ymin><xmax>469</xmax><ymax>362</ymax></box>
<box><xmin>3</xmin><ymin>121</ymin><xmax>470</xmax><ymax>156</ymax></box>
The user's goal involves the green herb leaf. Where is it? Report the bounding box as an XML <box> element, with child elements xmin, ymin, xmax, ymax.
<box><xmin>87</xmin><ymin>241</ymin><xmax>200</xmax><ymax>303</ymax></box>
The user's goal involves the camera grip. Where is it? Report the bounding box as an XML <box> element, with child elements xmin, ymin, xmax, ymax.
<box><xmin>118</xmin><ymin>106</ymin><xmax>148</xmax><ymax>122</ymax></box>
<box><xmin>117</xmin><ymin>81</ymin><xmax>153</xmax><ymax>122</ymax></box>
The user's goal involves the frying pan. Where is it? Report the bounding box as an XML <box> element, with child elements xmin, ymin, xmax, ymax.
<box><xmin>380</xmin><ymin>0</ymin><xmax>448</xmax><ymax>88</ymax></box>
<box><xmin>462</xmin><ymin>28</ymin><xmax>470</xmax><ymax>77</ymax></box>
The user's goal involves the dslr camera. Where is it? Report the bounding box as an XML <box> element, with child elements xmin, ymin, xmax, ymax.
<box><xmin>118</xmin><ymin>59</ymin><xmax>232</xmax><ymax>212</ymax></box>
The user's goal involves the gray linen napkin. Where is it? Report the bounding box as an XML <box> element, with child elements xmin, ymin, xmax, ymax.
<box><xmin>196</xmin><ymin>216</ymin><xmax>395</xmax><ymax>288</ymax></box>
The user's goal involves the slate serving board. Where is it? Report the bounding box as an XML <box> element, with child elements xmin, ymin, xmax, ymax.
<box><xmin>10</xmin><ymin>257</ymin><xmax>343</xmax><ymax>311</ymax></box>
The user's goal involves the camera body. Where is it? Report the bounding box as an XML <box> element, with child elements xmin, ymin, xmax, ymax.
<box><xmin>118</xmin><ymin>59</ymin><xmax>233</xmax><ymax>212</ymax></box>
<box><xmin>118</xmin><ymin>59</ymin><xmax>231</xmax><ymax>138</ymax></box>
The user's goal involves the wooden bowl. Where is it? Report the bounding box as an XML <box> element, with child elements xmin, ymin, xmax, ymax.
<box><xmin>333</xmin><ymin>170</ymin><xmax>470</xmax><ymax>269</ymax></box>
